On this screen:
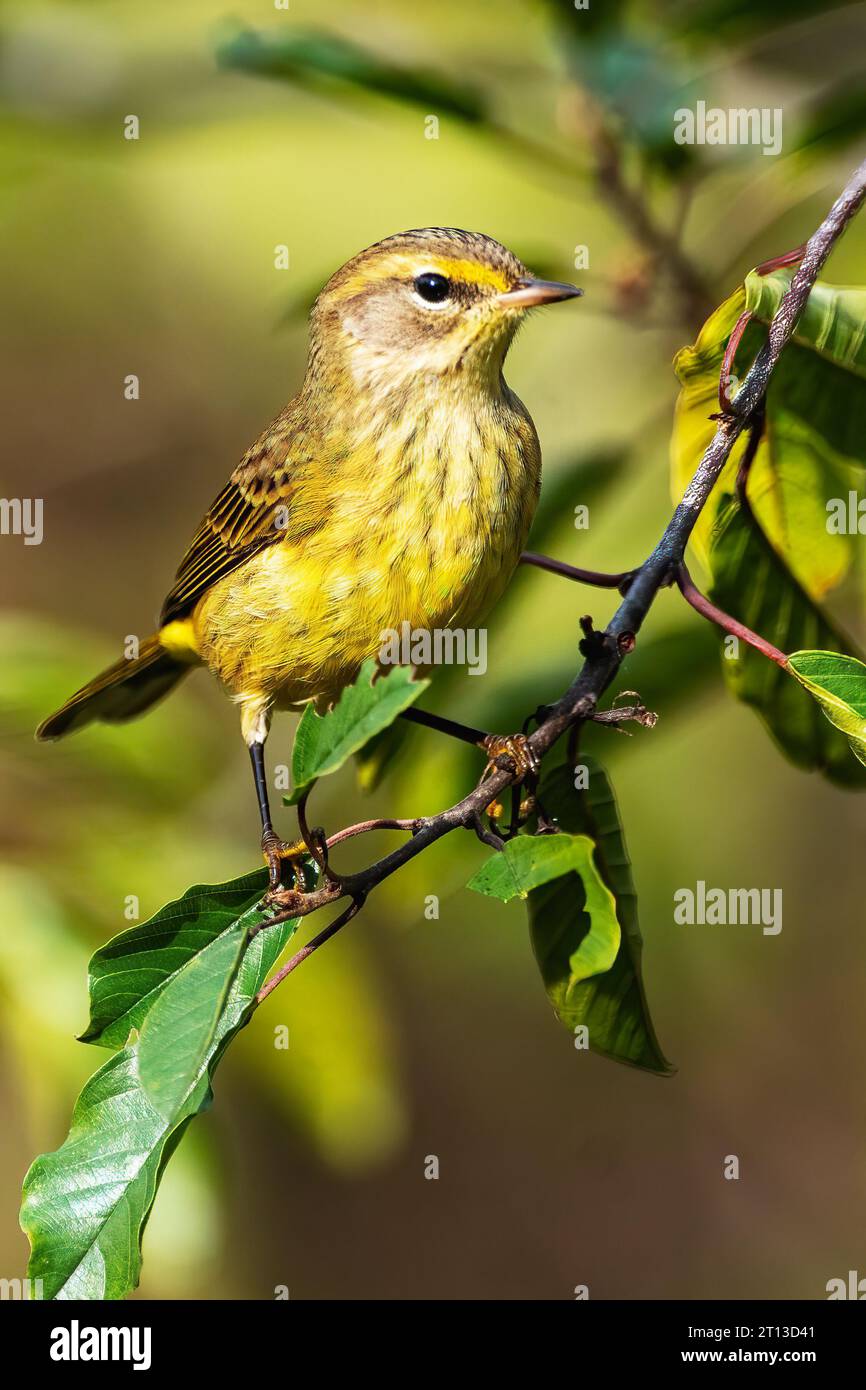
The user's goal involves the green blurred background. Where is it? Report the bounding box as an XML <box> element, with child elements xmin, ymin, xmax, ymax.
<box><xmin>2</xmin><ymin>0</ymin><xmax>866</xmax><ymax>1299</ymax></box>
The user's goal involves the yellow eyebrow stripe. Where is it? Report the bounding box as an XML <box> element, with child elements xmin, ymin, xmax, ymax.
<box><xmin>334</xmin><ymin>253</ymin><xmax>512</xmax><ymax>299</ymax></box>
<box><xmin>428</xmin><ymin>257</ymin><xmax>512</xmax><ymax>291</ymax></box>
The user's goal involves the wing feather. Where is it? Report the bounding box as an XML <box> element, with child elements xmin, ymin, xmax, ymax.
<box><xmin>159</xmin><ymin>433</ymin><xmax>298</xmax><ymax>626</ymax></box>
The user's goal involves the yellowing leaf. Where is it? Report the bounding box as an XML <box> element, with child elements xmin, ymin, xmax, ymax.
<box><xmin>671</xmin><ymin>273</ymin><xmax>864</xmax><ymax>598</ymax></box>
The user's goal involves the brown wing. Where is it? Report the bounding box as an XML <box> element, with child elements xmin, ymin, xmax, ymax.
<box><xmin>159</xmin><ymin>434</ymin><xmax>298</xmax><ymax>626</ymax></box>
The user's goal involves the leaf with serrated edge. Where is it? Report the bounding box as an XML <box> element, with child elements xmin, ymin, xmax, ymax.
<box><xmin>287</xmin><ymin>659</ymin><xmax>428</xmax><ymax>804</ymax></box>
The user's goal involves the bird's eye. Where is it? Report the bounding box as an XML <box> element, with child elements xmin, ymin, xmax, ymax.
<box><xmin>413</xmin><ymin>272</ymin><xmax>451</xmax><ymax>304</ymax></box>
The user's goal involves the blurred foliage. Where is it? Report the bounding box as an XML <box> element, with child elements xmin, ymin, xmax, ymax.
<box><xmin>218</xmin><ymin>27</ymin><xmax>487</xmax><ymax>124</ymax></box>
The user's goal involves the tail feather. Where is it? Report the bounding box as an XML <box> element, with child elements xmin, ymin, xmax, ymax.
<box><xmin>36</xmin><ymin>635</ymin><xmax>189</xmax><ymax>741</ymax></box>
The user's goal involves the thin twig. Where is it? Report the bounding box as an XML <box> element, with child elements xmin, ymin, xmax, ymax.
<box><xmin>591</xmin><ymin>703</ymin><xmax>659</xmax><ymax>729</ymax></box>
<box><xmin>718</xmin><ymin>310</ymin><xmax>753</xmax><ymax>413</ymax></box>
<box><xmin>296</xmin><ymin>790</ymin><xmax>340</xmax><ymax>887</ymax></box>
<box><xmin>326</xmin><ymin>818</ymin><xmax>422</xmax><ymax>849</ymax></box>
<box><xmin>736</xmin><ymin>411</ymin><xmax>765</xmax><ymax>504</ymax></box>
<box><xmin>520</xmin><ymin>551</ymin><xmax>630</xmax><ymax>589</ymax></box>
<box><xmin>676</xmin><ymin>564</ymin><xmax>788</xmax><ymax>666</ymax></box>
<box><xmin>256</xmin><ymin>895</ymin><xmax>366</xmax><ymax>1004</ymax></box>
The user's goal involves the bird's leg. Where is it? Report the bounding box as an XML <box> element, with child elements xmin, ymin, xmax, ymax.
<box><xmin>249</xmin><ymin>742</ymin><xmax>307</xmax><ymax>892</ymax></box>
<box><xmin>478</xmin><ymin>732</ymin><xmax>540</xmax><ymax>782</ymax></box>
<box><xmin>400</xmin><ymin>705</ymin><xmax>538</xmax><ymax>778</ymax></box>
<box><xmin>400</xmin><ymin>706</ymin><xmax>488</xmax><ymax>746</ymax></box>
<box><xmin>399</xmin><ymin>707</ymin><xmax>539</xmax><ymax>825</ymax></box>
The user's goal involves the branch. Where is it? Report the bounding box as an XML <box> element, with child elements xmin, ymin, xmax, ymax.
<box><xmin>520</xmin><ymin>551</ymin><xmax>630</xmax><ymax>590</ymax></box>
<box><xmin>719</xmin><ymin>245</ymin><xmax>806</xmax><ymax>411</ymax></box>
<box><xmin>254</xmin><ymin>156</ymin><xmax>866</xmax><ymax>995</ymax></box>
<box><xmin>256</xmin><ymin>895</ymin><xmax>366</xmax><ymax>1004</ymax></box>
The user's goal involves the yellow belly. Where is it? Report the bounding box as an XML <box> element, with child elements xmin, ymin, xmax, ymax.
<box><xmin>180</xmin><ymin>394</ymin><xmax>540</xmax><ymax>715</ymax></box>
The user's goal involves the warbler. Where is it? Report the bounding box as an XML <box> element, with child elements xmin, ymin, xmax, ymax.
<box><xmin>37</xmin><ymin>228</ymin><xmax>581</xmax><ymax>883</ymax></box>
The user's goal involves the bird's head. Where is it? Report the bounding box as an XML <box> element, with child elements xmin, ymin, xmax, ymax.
<box><xmin>308</xmin><ymin>228</ymin><xmax>581</xmax><ymax>394</ymax></box>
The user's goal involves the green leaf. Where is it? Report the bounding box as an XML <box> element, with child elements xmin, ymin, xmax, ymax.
<box><xmin>527</xmin><ymin>758</ymin><xmax>673</xmax><ymax>1075</ymax></box>
<box><xmin>20</xmin><ymin>900</ymin><xmax>297</xmax><ymax>1300</ymax></box>
<box><xmin>468</xmin><ymin>831</ymin><xmax>611</xmax><ymax>908</ymax></box>
<box><xmin>470</xmin><ymin>832</ymin><xmax>621</xmax><ymax>984</ymax></box>
<box><xmin>786</xmin><ymin>650</ymin><xmax>866</xmax><ymax>768</ymax></box>
<box><xmin>672</xmin><ymin>273</ymin><xmax>866</xmax><ymax>599</ymax></box>
<box><xmin>136</xmin><ymin>918</ymin><xmax>251</xmax><ymax>1122</ymax></box>
<box><xmin>672</xmin><ymin>271</ymin><xmax>866</xmax><ymax>784</ymax></box>
<box><xmin>217</xmin><ymin>26</ymin><xmax>486</xmax><ymax>124</ymax></box>
<box><xmin>746</xmin><ymin>271</ymin><xmax>866</xmax><ymax>378</ymax></box>
<box><xmin>286</xmin><ymin>659</ymin><xmax>429</xmax><ymax>805</ymax></box>
<box><xmin>708</xmin><ymin>496</ymin><xmax>866</xmax><ymax>787</ymax></box>
<box><xmin>81</xmin><ymin>869</ymin><xmax>271</xmax><ymax>1049</ymax></box>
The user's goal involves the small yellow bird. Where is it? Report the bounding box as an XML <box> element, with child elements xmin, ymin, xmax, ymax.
<box><xmin>38</xmin><ymin>228</ymin><xmax>580</xmax><ymax>882</ymax></box>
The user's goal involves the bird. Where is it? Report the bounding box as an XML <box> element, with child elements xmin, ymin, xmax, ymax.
<box><xmin>37</xmin><ymin>228</ymin><xmax>581</xmax><ymax>889</ymax></box>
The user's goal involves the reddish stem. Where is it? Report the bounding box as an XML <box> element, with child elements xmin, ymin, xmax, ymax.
<box><xmin>256</xmin><ymin>896</ymin><xmax>366</xmax><ymax>1004</ymax></box>
<box><xmin>753</xmin><ymin>243</ymin><xmax>807</xmax><ymax>276</ymax></box>
<box><xmin>718</xmin><ymin>245</ymin><xmax>807</xmax><ymax>412</ymax></box>
<box><xmin>520</xmin><ymin>551</ymin><xmax>629</xmax><ymax>589</ymax></box>
<box><xmin>676</xmin><ymin>563</ymin><xmax>787</xmax><ymax>666</ymax></box>
<box><xmin>327</xmin><ymin>818</ymin><xmax>421</xmax><ymax>849</ymax></box>
<box><xmin>719</xmin><ymin>310</ymin><xmax>753</xmax><ymax>412</ymax></box>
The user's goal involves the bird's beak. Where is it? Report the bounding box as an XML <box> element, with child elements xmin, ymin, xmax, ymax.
<box><xmin>497</xmin><ymin>277</ymin><xmax>583</xmax><ymax>308</ymax></box>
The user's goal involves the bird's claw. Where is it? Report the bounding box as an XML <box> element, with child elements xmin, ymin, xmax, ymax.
<box><xmin>479</xmin><ymin>732</ymin><xmax>540</xmax><ymax>783</ymax></box>
<box><xmin>261</xmin><ymin>831</ymin><xmax>309</xmax><ymax>893</ymax></box>
<box><xmin>259</xmin><ymin>885</ymin><xmax>306</xmax><ymax>914</ymax></box>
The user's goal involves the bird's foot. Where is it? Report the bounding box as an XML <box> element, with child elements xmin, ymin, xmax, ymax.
<box><xmin>261</xmin><ymin>830</ymin><xmax>310</xmax><ymax>899</ymax></box>
<box><xmin>477</xmin><ymin>732</ymin><xmax>540</xmax><ymax>819</ymax></box>
<box><xmin>479</xmin><ymin>732</ymin><xmax>540</xmax><ymax>782</ymax></box>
